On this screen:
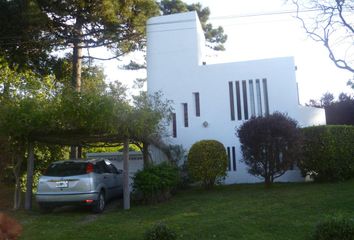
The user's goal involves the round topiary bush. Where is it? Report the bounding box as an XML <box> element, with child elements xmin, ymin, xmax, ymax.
<box><xmin>187</xmin><ymin>140</ymin><xmax>227</xmax><ymax>189</ymax></box>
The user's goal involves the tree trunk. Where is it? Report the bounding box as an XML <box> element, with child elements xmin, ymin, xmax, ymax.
<box><xmin>12</xmin><ymin>150</ymin><xmax>24</xmax><ymax>210</ymax></box>
<box><xmin>123</xmin><ymin>139</ymin><xmax>130</xmax><ymax>210</ymax></box>
<box><xmin>77</xmin><ymin>145</ymin><xmax>82</xmax><ymax>159</ymax></box>
<box><xmin>264</xmin><ymin>175</ymin><xmax>272</xmax><ymax>188</ymax></box>
<box><xmin>70</xmin><ymin>17</ymin><xmax>83</xmax><ymax>159</ymax></box>
<box><xmin>25</xmin><ymin>142</ymin><xmax>34</xmax><ymax>210</ymax></box>
<box><xmin>70</xmin><ymin>146</ymin><xmax>77</xmax><ymax>159</ymax></box>
<box><xmin>72</xmin><ymin>41</ymin><xmax>82</xmax><ymax>92</ymax></box>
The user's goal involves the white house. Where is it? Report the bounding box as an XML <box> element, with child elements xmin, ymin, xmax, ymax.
<box><xmin>146</xmin><ymin>11</ymin><xmax>326</xmax><ymax>184</ymax></box>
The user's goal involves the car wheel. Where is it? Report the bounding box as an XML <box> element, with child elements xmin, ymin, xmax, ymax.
<box><xmin>92</xmin><ymin>191</ymin><xmax>105</xmax><ymax>214</ymax></box>
<box><xmin>39</xmin><ymin>204</ymin><xmax>54</xmax><ymax>214</ymax></box>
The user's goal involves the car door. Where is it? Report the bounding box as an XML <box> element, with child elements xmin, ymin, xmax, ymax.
<box><xmin>95</xmin><ymin>160</ymin><xmax>111</xmax><ymax>196</ymax></box>
<box><xmin>104</xmin><ymin>160</ymin><xmax>122</xmax><ymax>198</ymax></box>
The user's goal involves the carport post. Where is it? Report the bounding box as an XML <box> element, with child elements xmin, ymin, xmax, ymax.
<box><xmin>25</xmin><ymin>142</ymin><xmax>34</xmax><ymax>210</ymax></box>
<box><xmin>123</xmin><ymin>138</ymin><xmax>130</xmax><ymax>210</ymax></box>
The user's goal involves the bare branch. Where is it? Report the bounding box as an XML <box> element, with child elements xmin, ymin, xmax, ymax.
<box><xmin>293</xmin><ymin>0</ymin><xmax>354</xmax><ymax>74</ymax></box>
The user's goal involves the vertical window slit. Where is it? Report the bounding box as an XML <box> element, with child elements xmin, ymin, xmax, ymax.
<box><xmin>242</xmin><ymin>80</ymin><xmax>249</xmax><ymax>120</ymax></box>
<box><xmin>172</xmin><ymin>113</ymin><xmax>177</xmax><ymax>138</ymax></box>
<box><xmin>182</xmin><ymin>103</ymin><xmax>188</xmax><ymax>127</ymax></box>
<box><xmin>232</xmin><ymin>146</ymin><xmax>236</xmax><ymax>171</ymax></box>
<box><xmin>262</xmin><ymin>78</ymin><xmax>269</xmax><ymax>115</ymax></box>
<box><xmin>256</xmin><ymin>79</ymin><xmax>262</xmax><ymax>116</ymax></box>
<box><xmin>235</xmin><ymin>81</ymin><xmax>242</xmax><ymax>120</ymax></box>
<box><xmin>249</xmin><ymin>80</ymin><xmax>256</xmax><ymax>117</ymax></box>
<box><xmin>228</xmin><ymin>82</ymin><xmax>235</xmax><ymax>121</ymax></box>
<box><xmin>227</xmin><ymin>147</ymin><xmax>231</xmax><ymax>171</ymax></box>
<box><xmin>193</xmin><ymin>92</ymin><xmax>200</xmax><ymax>117</ymax></box>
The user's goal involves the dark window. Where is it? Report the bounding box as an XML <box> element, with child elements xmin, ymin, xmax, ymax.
<box><xmin>183</xmin><ymin>103</ymin><xmax>188</xmax><ymax>127</ymax></box>
<box><xmin>106</xmin><ymin>162</ymin><xmax>119</xmax><ymax>174</ymax></box>
<box><xmin>256</xmin><ymin>79</ymin><xmax>263</xmax><ymax>116</ymax></box>
<box><xmin>228</xmin><ymin>82</ymin><xmax>235</xmax><ymax>120</ymax></box>
<box><xmin>236</xmin><ymin>81</ymin><xmax>242</xmax><ymax>120</ymax></box>
<box><xmin>242</xmin><ymin>80</ymin><xmax>249</xmax><ymax>120</ymax></box>
<box><xmin>262</xmin><ymin>78</ymin><xmax>269</xmax><ymax>115</ymax></box>
<box><xmin>172</xmin><ymin>113</ymin><xmax>177</xmax><ymax>138</ymax></box>
<box><xmin>194</xmin><ymin>92</ymin><xmax>200</xmax><ymax>117</ymax></box>
<box><xmin>44</xmin><ymin>161</ymin><xmax>88</xmax><ymax>177</ymax></box>
<box><xmin>249</xmin><ymin>80</ymin><xmax>256</xmax><ymax>116</ymax></box>
<box><xmin>232</xmin><ymin>146</ymin><xmax>236</xmax><ymax>171</ymax></box>
<box><xmin>227</xmin><ymin>147</ymin><xmax>231</xmax><ymax>171</ymax></box>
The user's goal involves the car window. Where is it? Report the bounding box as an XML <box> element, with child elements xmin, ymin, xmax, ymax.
<box><xmin>44</xmin><ymin>162</ymin><xmax>87</xmax><ymax>177</ymax></box>
<box><xmin>95</xmin><ymin>160</ymin><xmax>111</xmax><ymax>174</ymax></box>
<box><xmin>107</xmin><ymin>163</ymin><xmax>119</xmax><ymax>174</ymax></box>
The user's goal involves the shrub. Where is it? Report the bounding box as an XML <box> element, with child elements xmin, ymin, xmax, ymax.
<box><xmin>144</xmin><ymin>222</ymin><xmax>177</xmax><ymax>240</ymax></box>
<box><xmin>237</xmin><ymin>112</ymin><xmax>301</xmax><ymax>187</ymax></box>
<box><xmin>312</xmin><ymin>216</ymin><xmax>354</xmax><ymax>240</ymax></box>
<box><xmin>299</xmin><ymin>125</ymin><xmax>354</xmax><ymax>182</ymax></box>
<box><xmin>187</xmin><ymin>140</ymin><xmax>227</xmax><ymax>189</ymax></box>
<box><xmin>133</xmin><ymin>163</ymin><xmax>179</xmax><ymax>204</ymax></box>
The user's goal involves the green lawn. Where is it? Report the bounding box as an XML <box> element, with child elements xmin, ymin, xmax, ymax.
<box><xmin>7</xmin><ymin>180</ymin><xmax>354</xmax><ymax>240</ymax></box>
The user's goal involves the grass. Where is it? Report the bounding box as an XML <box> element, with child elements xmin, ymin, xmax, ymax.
<box><xmin>3</xmin><ymin>180</ymin><xmax>354</xmax><ymax>240</ymax></box>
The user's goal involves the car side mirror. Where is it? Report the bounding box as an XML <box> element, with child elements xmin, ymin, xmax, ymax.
<box><xmin>117</xmin><ymin>169</ymin><xmax>123</xmax><ymax>175</ymax></box>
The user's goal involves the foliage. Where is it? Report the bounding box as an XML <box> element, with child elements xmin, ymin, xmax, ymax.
<box><xmin>237</xmin><ymin>112</ymin><xmax>302</xmax><ymax>186</ymax></box>
<box><xmin>187</xmin><ymin>140</ymin><xmax>227</xmax><ymax>189</ymax></box>
<box><xmin>312</xmin><ymin>216</ymin><xmax>354</xmax><ymax>240</ymax></box>
<box><xmin>299</xmin><ymin>125</ymin><xmax>354</xmax><ymax>182</ymax></box>
<box><xmin>292</xmin><ymin>0</ymin><xmax>354</xmax><ymax>73</ymax></box>
<box><xmin>167</xmin><ymin>144</ymin><xmax>186</xmax><ymax>166</ymax></box>
<box><xmin>0</xmin><ymin>0</ymin><xmax>53</xmax><ymax>73</ymax></box>
<box><xmin>158</xmin><ymin>0</ymin><xmax>227</xmax><ymax>51</ymax></box>
<box><xmin>144</xmin><ymin>222</ymin><xmax>177</xmax><ymax>240</ymax></box>
<box><xmin>20</xmin><ymin>144</ymin><xmax>67</xmax><ymax>193</ymax></box>
<box><xmin>306</xmin><ymin>92</ymin><xmax>354</xmax><ymax>125</ymax></box>
<box><xmin>326</xmin><ymin>95</ymin><xmax>354</xmax><ymax>125</ymax></box>
<box><xmin>0</xmin><ymin>56</ymin><xmax>172</xmax><ymax>209</ymax></box>
<box><xmin>133</xmin><ymin>163</ymin><xmax>179</xmax><ymax>204</ymax></box>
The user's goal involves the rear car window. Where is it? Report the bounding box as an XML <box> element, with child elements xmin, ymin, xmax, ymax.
<box><xmin>44</xmin><ymin>162</ymin><xmax>88</xmax><ymax>177</ymax></box>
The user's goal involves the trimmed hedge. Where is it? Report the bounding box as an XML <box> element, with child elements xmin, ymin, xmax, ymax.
<box><xmin>299</xmin><ymin>125</ymin><xmax>354</xmax><ymax>182</ymax></box>
<box><xmin>187</xmin><ymin>140</ymin><xmax>227</xmax><ymax>189</ymax></box>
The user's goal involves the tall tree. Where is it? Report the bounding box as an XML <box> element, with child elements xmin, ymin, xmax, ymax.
<box><xmin>34</xmin><ymin>0</ymin><xmax>159</xmax><ymax>92</ymax></box>
<box><xmin>292</xmin><ymin>0</ymin><xmax>354</xmax><ymax>74</ymax></box>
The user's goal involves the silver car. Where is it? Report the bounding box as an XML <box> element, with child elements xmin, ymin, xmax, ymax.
<box><xmin>36</xmin><ymin>159</ymin><xmax>123</xmax><ymax>213</ymax></box>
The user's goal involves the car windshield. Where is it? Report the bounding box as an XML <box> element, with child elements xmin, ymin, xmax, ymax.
<box><xmin>44</xmin><ymin>162</ymin><xmax>88</xmax><ymax>177</ymax></box>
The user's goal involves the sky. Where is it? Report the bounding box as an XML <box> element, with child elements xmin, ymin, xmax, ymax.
<box><xmin>100</xmin><ymin>0</ymin><xmax>353</xmax><ymax>105</ymax></box>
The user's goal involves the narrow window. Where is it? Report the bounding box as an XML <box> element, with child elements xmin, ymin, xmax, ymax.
<box><xmin>235</xmin><ymin>81</ymin><xmax>242</xmax><ymax>120</ymax></box>
<box><xmin>249</xmin><ymin>80</ymin><xmax>256</xmax><ymax>117</ymax></box>
<box><xmin>183</xmin><ymin>103</ymin><xmax>188</xmax><ymax>127</ymax></box>
<box><xmin>193</xmin><ymin>92</ymin><xmax>200</xmax><ymax>117</ymax></box>
<box><xmin>232</xmin><ymin>146</ymin><xmax>236</xmax><ymax>171</ymax></box>
<box><xmin>228</xmin><ymin>82</ymin><xmax>235</xmax><ymax>121</ymax></box>
<box><xmin>262</xmin><ymin>78</ymin><xmax>269</xmax><ymax>115</ymax></box>
<box><xmin>242</xmin><ymin>80</ymin><xmax>249</xmax><ymax>120</ymax></box>
<box><xmin>172</xmin><ymin>113</ymin><xmax>177</xmax><ymax>138</ymax></box>
<box><xmin>227</xmin><ymin>147</ymin><xmax>231</xmax><ymax>171</ymax></box>
<box><xmin>256</xmin><ymin>79</ymin><xmax>263</xmax><ymax>116</ymax></box>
